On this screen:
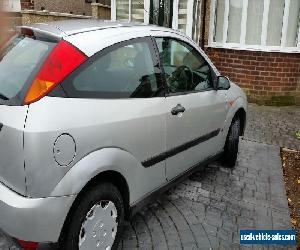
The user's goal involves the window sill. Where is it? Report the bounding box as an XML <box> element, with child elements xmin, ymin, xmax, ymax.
<box><xmin>207</xmin><ymin>42</ymin><xmax>300</xmax><ymax>54</ymax></box>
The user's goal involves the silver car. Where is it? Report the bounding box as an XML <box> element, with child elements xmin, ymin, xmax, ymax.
<box><xmin>0</xmin><ymin>20</ymin><xmax>247</xmax><ymax>250</ymax></box>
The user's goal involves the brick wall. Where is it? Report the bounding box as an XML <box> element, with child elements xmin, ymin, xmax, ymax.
<box><xmin>21</xmin><ymin>0</ymin><xmax>34</xmax><ymax>10</ymax></box>
<box><xmin>34</xmin><ymin>0</ymin><xmax>92</xmax><ymax>16</ymax></box>
<box><xmin>201</xmin><ymin>0</ymin><xmax>300</xmax><ymax>106</ymax></box>
<box><xmin>205</xmin><ymin>48</ymin><xmax>300</xmax><ymax>105</ymax></box>
<box><xmin>21</xmin><ymin>10</ymin><xmax>92</xmax><ymax>25</ymax></box>
<box><xmin>4</xmin><ymin>12</ymin><xmax>22</xmax><ymax>30</ymax></box>
<box><xmin>91</xmin><ymin>3</ymin><xmax>111</xmax><ymax>20</ymax></box>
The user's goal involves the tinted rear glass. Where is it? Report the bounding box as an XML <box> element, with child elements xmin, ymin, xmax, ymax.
<box><xmin>0</xmin><ymin>35</ymin><xmax>55</xmax><ymax>104</ymax></box>
<box><xmin>62</xmin><ymin>38</ymin><xmax>163</xmax><ymax>99</ymax></box>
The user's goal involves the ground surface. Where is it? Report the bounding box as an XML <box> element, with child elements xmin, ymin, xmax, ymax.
<box><xmin>119</xmin><ymin>140</ymin><xmax>293</xmax><ymax>250</ymax></box>
<box><xmin>245</xmin><ymin>104</ymin><xmax>300</xmax><ymax>150</ymax></box>
<box><xmin>281</xmin><ymin>149</ymin><xmax>300</xmax><ymax>248</ymax></box>
<box><xmin>0</xmin><ymin>104</ymin><xmax>299</xmax><ymax>250</ymax></box>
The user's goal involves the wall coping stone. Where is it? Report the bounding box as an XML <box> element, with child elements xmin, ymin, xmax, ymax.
<box><xmin>91</xmin><ymin>3</ymin><xmax>111</xmax><ymax>9</ymax></box>
<box><xmin>21</xmin><ymin>10</ymin><xmax>92</xmax><ymax>19</ymax></box>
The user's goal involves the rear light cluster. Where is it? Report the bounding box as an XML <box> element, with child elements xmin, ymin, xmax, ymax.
<box><xmin>24</xmin><ymin>40</ymin><xmax>87</xmax><ymax>105</ymax></box>
<box><xmin>17</xmin><ymin>240</ymin><xmax>38</xmax><ymax>250</ymax></box>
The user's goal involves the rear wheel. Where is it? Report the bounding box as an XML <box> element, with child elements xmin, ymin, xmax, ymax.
<box><xmin>61</xmin><ymin>182</ymin><xmax>125</xmax><ymax>250</ymax></box>
<box><xmin>223</xmin><ymin>118</ymin><xmax>241</xmax><ymax>168</ymax></box>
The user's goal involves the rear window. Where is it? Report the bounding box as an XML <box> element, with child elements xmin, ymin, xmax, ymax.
<box><xmin>0</xmin><ymin>35</ymin><xmax>55</xmax><ymax>104</ymax></box>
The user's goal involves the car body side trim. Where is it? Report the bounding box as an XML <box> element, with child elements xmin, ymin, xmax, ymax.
<box><xmin>131</xmin><ymin>151</ymin><xmax>223</xmax><ymax>217</ymax></box>
<box><xmin>142</xmin><ymin>129</ymin><xmax>220</xmax><ymax>168</ymax></box>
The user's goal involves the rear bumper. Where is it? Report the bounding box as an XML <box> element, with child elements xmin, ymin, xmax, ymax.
<box><xmin>0</xmin><ymin>182</ymin><xmax>76</xmax><ymax>243</ymax></box>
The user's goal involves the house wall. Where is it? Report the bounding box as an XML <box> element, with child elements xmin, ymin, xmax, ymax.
<box><xmin>34</xmin><ymin>0</ymin><xmax>92</xmax><ymax>15</ymax></box>
<box><xmin>91</xmin><ymin>3</ymin><xmax>111</xmax><ymax>20</ymax></box>
<box><xmin>206</xmin><ymin>48</ymin><xmax>300</xmax><ymax>105</ymax></box>
<box><xmin>202</xmin><ymin>0</ymin><xmax>300</xmax><ymax>106</ymax></box>
<box><xmin>20</xmin><ymin>0</ymin><xmax>34</xmax><ymax>10</ymax></box>
<box><xmin>0</xmin><ymin>10</ymin><xmax>18</xmax><ymax>46</ymax></box>
<box><xmin>2</xmin><ymin>11</ymin><xmax>22</xmax><ymax>30</ymax></box>
<box><xmin>21</xmin><ymin>10</ymin><xmax>92</xmax><ymax>25</ymax></box>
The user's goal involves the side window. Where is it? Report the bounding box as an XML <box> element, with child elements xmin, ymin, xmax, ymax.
<box><xmin>155</xmin><ymin>37</ymin><xmax>214</xmax><ymax>94</ymax></box>
<box><xmin>62</xmin><ymin>39</ymin><xmax>162</xmax><ymax>98</ymax></box>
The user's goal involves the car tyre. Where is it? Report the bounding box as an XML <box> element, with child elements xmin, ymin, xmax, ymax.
<box><xmin>61</xmin><ymin>182</ymin><xmax>125</xmax><ymax>250</ymax></box>
<box><xmin>223</xmin><ymin>118</ymin><xmax>241</xmax><ymax>168</ymax></box>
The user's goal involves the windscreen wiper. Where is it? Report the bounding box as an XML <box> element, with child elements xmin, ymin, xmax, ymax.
<box><xmin>0</xmin><ymin>93</ymin><xmax>9</xmax><ymax>100</ymax></box>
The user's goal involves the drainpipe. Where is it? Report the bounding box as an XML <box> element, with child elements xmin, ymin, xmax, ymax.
<box><xmin>201</xmin><ymin>0</ymin><xmax>207</xmax><ymax>50</ymax></box>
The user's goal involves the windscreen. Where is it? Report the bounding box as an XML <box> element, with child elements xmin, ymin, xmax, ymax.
<box><xmin>0</xmin><ymin>35</ymin><xmax>55</xmax><ymax>103</ymax></box>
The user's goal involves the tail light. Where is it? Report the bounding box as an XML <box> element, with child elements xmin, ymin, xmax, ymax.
<box><xmin>24</xmin><ymin>40</ymin><xmax>87</xmax><ymax>105</ymax></box>
<box><xmin>17</xmin><ymin>240</ymin><xmax>38</xmax><ymax>250</ymax></box>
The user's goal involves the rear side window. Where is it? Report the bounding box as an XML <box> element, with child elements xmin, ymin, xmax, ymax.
<box><xmin>0</xmin><ymin>36</ymin><xmax>55</xmax><ymax>103</ymax></box>
<box><xmin>62</xmin><ymin>38</ymin><xmax>164</xmax><ymax>98</ymax></box>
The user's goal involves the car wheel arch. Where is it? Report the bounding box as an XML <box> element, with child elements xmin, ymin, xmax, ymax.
<box><xmin>85</xmin><ymin>170</ymin><xmax>130</xmax><ymax>218</ymax></box>
<box><xmin>58</xmin><ymin>170</ymin><xmax>129</xmax><ymax>247</ymax></box>
<box><xmin>64</xmin><ymin>169</ymin><xmax>130</xmax><ymax>224</ymax></box>
<box><xmin>50</xmin><ymin>147</ymin><xmax>139</xmax><ymax>196</ymax></box>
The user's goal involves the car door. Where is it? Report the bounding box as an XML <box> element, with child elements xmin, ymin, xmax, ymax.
<box><xmin>154</xmin><ymin>36</ymin><xmax>228</xmax><ymax>181</ymax></box>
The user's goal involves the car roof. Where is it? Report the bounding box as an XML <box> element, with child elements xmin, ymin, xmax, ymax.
<box><xmin>20</xmin><ymin>19</ymin><xmax>196</xmax><ymax>58</ymax></box>
<box><xmin>21</xmin><ymin>19</ymin><xmax>165</xmax><ymax>38</ymax></box>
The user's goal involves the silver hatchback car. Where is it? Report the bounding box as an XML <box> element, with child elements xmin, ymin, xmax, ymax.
<box><xmin>0</xmin><ymin>20</ymin><xmax>247</xmax><ymax>250</ymax></box>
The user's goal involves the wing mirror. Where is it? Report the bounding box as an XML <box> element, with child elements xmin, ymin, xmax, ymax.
<box><xmin>214</xmin><ymin>75</ymin><xmax>231</xmax><ymax>90</ymax></box>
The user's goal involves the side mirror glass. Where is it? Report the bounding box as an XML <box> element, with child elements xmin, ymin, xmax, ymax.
<box><xmin>217</xmin><ymin>76</ymin><xmax>231</xmax><ymax>90</ymax></box>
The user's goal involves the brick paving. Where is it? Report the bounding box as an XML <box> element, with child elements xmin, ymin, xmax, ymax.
<box><xmin>1</xmin><ymin>104</ymin><xmax>299</xmax><ymax>250</ymax></box>
<box><xmin>0</xmin><ymin>232</ymin><xmax>18</xmax><ymax>250</ymax></box>
<box><xmin>119</xmin><ymin>140</ymin><xmax>294</xmax><ymax>250</ymax></box>
<box><xmin>245</xmin><ymin>104</ymin><xmax>300</xmax><ymax>150</ymax></box>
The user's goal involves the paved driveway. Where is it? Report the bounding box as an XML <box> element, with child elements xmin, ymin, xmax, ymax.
<box><xmin>1</xmin><ymin>104</ymin><xmax>298</xmax><ymax>250</ymax></box>
<box><xmin>119</xmin><ymin>140</ymin><xmax>293</xmax><ymax>250</ymax></box>
<box><xmin>245</xmin><ymin>104</ymin><xmax>300</xmax><ymax>150</ymax></box>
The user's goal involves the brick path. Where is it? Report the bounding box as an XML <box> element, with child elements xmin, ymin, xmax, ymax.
<box><xmin>1</xmin><ymin>104</ymin><xmax>298</xmax><ymax>250</ymax></box>
<box><xmin>119</xmin><ymin>140</ymin><xmax>294</xmax><ymax>250</ymax></box>
<box><xmin>0</xmin><ymin>232</ymin><xmax>18</xmax><ymax>250</ymax></box>
<box><xmin>245</xmin><ymin>104</ymin><xmax>300</xmax><ymax>150</ymax></box>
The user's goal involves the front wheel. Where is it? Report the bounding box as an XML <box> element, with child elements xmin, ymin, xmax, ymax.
<box><xmin>223</xmin><ymin>118</ymin><xmax>241</xmax><ymax>168</ymax></box>
<box><xmin>61</xmin><ymin>182</ymin><xmax>125</xmax><ymax>250</ymax></box>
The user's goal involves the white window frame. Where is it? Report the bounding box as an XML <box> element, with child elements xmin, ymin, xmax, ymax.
<box><xmin>193</xmin><ymin>0</ymin><xmax>203</xmax><ymax>42</ymax></box>
<box><xmin>208</xmin><ymin>0</ymin><xmax>300</xmax><ymax>53</ymax></box>
<box><xmin>111</xmin><ymin>0</ymin><xmax>117</xmax><ymax>21</ymax></box>
<box><xmin>113</xmin><ymin>0</ymin><xmax>201</xmax><ymax>39</ymax></box>
<box><xmin>186</xmin><ymin>0</ymin><xmax>195</xmax><ymax>38</ymax></box>
<box><xmin>172</xmin><ymin>0</ymin><xmax>197</xmax><ymax>38</ymax></box>
<box><xmin>111</xmin><ymin>0</ymin><xmax>149</xmax><ymax>23</ymax></box>
<box><xmin>2</xmin><ymin>0</ymin><xmax>21</xmax><ymax>12</ymax></box>
<box><xmin>144</xmin><ymin>0</ymin><xmax>150</xmax><ymax>24</ymax></box>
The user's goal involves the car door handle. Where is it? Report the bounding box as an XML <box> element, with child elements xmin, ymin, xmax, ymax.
<box><xmin>171</xmin><ymin>104</ymin><xmax>186</xmax><ymax>115</ymax></box>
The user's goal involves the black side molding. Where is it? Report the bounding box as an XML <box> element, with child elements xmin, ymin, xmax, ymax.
<box><xmin>142</xmin><ymin>129</ymin><xmax>220</xmax><ymax>168</ymax></box>
<box><xmin>130</xmin><ymin>151</ymin><xmax>223</xmax><ymax>218</ymax></box>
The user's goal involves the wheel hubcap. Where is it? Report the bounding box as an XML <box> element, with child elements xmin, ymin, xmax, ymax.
<box><xmin>79</xmin><ymin>201</ymin><xmax>118</xmax><ymax>250</ymax></box>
